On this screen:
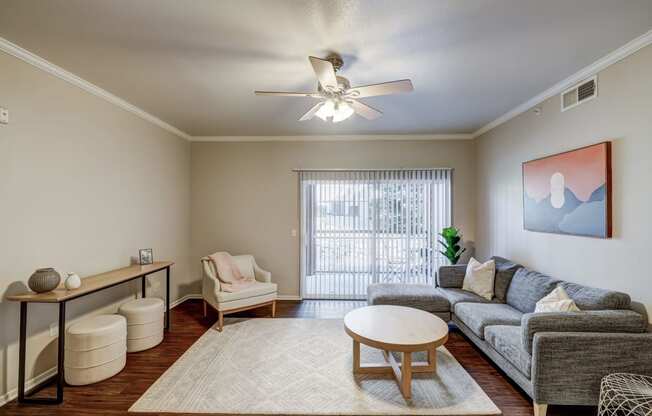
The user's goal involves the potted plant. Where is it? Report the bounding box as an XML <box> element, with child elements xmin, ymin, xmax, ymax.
<box><xmin>438</xmin><ymin>227</ymin><xmax>466</xmax><ymax>265</ymax></box>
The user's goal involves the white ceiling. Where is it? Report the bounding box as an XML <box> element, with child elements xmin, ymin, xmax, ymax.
<box><xmin>1</xmin><ymin>0</ymin><xmax>651</xmax><ymax>137</ymax></box>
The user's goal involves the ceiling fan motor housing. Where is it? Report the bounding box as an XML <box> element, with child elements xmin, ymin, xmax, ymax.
<box><xmin>318</xmin><ymin>75</ymin><xmax>350</xmax><ymax>95</ymax></box>
<box><xmin>325</xmin><ymin>53</ymin><xmax>344</xmax><ymax>72</ymax></box>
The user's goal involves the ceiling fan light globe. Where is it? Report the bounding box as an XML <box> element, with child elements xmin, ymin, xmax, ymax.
<box><xmin>315</xmin><ymin>100</ymin><xmax>335</xmax><ymax>121</ymax></box>
<box><xmin>332</xmin><ymin>102</ymin><xmax>354</xmax><ymax>123</ymax></box>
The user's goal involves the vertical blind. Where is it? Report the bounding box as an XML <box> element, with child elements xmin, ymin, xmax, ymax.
<box><xmin>299</xmin><ymin>169</ymin><xmax>452</xmax><ymax>300</ymax></box>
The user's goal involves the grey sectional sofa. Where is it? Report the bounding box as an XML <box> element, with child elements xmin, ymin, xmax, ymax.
<box><xmin>367</xmin><ymin>257</ymin><xmax>652</xmax><ymax>416</ymax></box>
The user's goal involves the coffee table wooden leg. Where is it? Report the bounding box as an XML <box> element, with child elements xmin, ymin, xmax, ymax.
<box><xmin>401</xmin><ymin>352</ymin><xmax>412</xmax><ymax>399</ymax></box>
<box><xmin>428</xmin><ymin>347</ymin><xmax>437</xmax><ymax>372</ymax></box>
<box><xmin>352</xmin><ymin>344</ymin><xmax>438</xmax><ymax>400</ymax></box>
<box><xmin>353</xmin><ymin>339</ymin><xmax>361</xmax><ymax>373</ymax></box>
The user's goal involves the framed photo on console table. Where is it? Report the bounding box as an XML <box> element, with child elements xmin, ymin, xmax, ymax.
<box><xmin>139</xmin><ymin>248</ymin><xmax>154</xmax><ymax>265</ymax></box>
<box><xmin>522</xmin><ymin>141</ymin><xmax>612</xmax><ymax>238</ymax></box>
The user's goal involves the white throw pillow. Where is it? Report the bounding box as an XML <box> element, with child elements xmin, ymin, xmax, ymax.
<box><xmin>462</xmin><ymin>258</ymin><xmax>495</xmax><ymax>300</ymax></box>
<box><xmin>535</xmin><ymin>285</ymin><xmax>580</xmax><ymax>313</ymax></box>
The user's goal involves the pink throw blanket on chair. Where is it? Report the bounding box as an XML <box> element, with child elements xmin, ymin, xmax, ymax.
<box><xmin>208</xmin><ymin>252</ymin><xmax>255</xmax><ymax>292</ymax></box>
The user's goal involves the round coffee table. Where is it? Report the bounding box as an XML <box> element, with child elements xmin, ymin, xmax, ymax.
<box><xmin>344</xmin><ymin>305</ymin><xmax>449</xmax><ymax>399</ymax></box>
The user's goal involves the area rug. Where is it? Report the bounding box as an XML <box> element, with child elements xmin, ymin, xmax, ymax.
<box><xmin>130</xmin><ymin>318</ymin><xmax>501</xmax><ymax>415</ymax></box>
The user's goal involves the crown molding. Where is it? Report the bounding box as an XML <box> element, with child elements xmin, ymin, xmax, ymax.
<box><xmin>0</xmin><ymin>37</ymin><xmax>191</xmax><ymax>141</ymax></box>
<box><xmin>191</xmin><ymin>134</ymin><xmax>474</xmax><ymax>142</ymax></box>
<box><xmin>472</xmin><ymin>28</ymin><xmax>652</xmax><ymax>138</ymax></box>
<box><xmin>8</xmin><ymin>26</ymin><xmax>650</xmax><ymax>143</ymax></box>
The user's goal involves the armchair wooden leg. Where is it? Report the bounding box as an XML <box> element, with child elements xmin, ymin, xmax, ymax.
<box><xmin>217</xmin><ymin>310</ymin><xmax>224</xmax><ymax>332</ymax></box>
<box><xmin>272</xmin><ymin>300</ymin><xmax>276</xmax><ymax>318</ymax></box>
<box><xmin>203</xmin><ymin>300</ymin><xmax>207</xmax><ymax>318</ymax></box>
<box><xmin>533</xmin><ymin>402</ymin><xmax>547</xmax><ymax>416</ymax></box>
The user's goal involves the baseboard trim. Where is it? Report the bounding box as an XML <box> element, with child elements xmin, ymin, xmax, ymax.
<box><xmin>277</xmin><ymin>295</ymin><xmax>303</xmax><ymax>301</ymax></box>
<box><xmin>171</xmin><ymin>293</ymin><xmax>303</xmax><ymax>305</ymax></box>
<box><xmin>0</xmin><ymin>366</ymin><xmax>58</xmax><ymax>408</ymax></box>
<box><xmin>0</xmin><ymin>293</ymin><xmax>301</xmax><ymax>406</ymax></box>
<box><xmin>170</xmin><ymin>293</ymin><xmax>203</xmax><ymax>308</ymax></box>
<box><xmin>0</xmin><ymin>294</ymin><xmax>198</xmax><ymax>407</ymax></box>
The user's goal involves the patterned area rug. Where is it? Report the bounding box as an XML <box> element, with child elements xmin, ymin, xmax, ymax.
<box><xmin>130</xmin><ymin>318</ymin><xmax>501</xmax><ymax>415</ymax></box>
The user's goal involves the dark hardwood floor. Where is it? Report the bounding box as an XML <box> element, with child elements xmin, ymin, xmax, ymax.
<box><xmin>0</xmin><ymin>299</ymin><xmax>595</xmax><ymax>416</ymax></box>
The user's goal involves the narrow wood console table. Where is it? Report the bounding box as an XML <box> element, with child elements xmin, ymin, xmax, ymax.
<box><xmin>7</xmin><ymin>261</ymin><xmax>174</xmax><ymax>405</ymax></box>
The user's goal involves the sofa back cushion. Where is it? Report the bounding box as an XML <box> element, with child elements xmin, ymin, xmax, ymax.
<box><xmin>559</xmin><ymin>281</ymin><xmax>631</xmax><ymax>310</ymax></box>
<box><xmin>491</xmin><ymin>256</ymin><xmax>522</xmax><ymax>302</ymax></box>
<box><xmin>506</xmin><ymin>267</ymin><xmax>560</xmax><ymax>313</ymax></box>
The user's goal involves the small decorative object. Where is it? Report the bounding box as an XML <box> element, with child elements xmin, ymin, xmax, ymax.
<box><xmin>438</xmin><ymin>227</ymin><xmax>466</xmax><ymax>265</ymax></box>
<box><xmin>523</xmin><ymin>141</ymin><xmax>612</xmax><ymax>238</ymax></box>
<box><xmin>139</xmin><ymin>248</ymin><xmax>153</xmax><ymax>265</ymax></box>
<box><xmin>28</xmin><ymin>268</ymin><xmax>61</xmax><ymax>293</ymax></box>
<box><xmin>64</xmin><ymin>272</ymin><xmax>82</xmax><ymax>290</ymax></box>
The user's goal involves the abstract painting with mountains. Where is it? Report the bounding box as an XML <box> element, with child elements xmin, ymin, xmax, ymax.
<box><xmin>523</xmin><ymin>142</ymin><xmax>611</xmax><ymax>238</ymax></box>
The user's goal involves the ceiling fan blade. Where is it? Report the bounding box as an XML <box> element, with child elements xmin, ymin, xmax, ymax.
<box><xmin>347</xmin><ymin>79</ymin><xmax>413</xmax><ymax>98</ymax></box>
<box><xmin>299</xmin><ymin>102</ymin><xmax>324</xmax><ymax>121</ymax></box>
<box><xmin>309</xmin><ymin>56</ymin><xmax>338</xmax><ymax>91</ymax></box>
<box><xmin>348</xmin><ymin>99</ymin><xmax>382</xmax><ymax>120</ymax></box>
<box><xmin>255</xmin><ymin>91</ymin><xmax>321</xmax><ymax>97</ymax></box>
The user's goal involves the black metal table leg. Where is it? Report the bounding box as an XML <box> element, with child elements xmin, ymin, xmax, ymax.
<box><xmin>141</xmin><ymin>274</ymin><xmax>146</xmax><ymax>298</ymax></box>
<box><xmin>17</xmin><ymin>301</ymin><xmax>66</xmax><ymax>404</ymax></box>
<box><xmin>165</xmin><ymin>266</ymin><xmax>170</xmax><ymax>330</ymax></box>
<box><xmin>56</xmin><ymin>302</ymin><xmax>66</xmax><ymax>403</ymax></box>
<box><xmin>18</xmin><ymin>302</ymin><xmax>27</xmax><ymax>403</ymax></box>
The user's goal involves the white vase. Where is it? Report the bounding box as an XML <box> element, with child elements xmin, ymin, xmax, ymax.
<box><xmin>64</xmin><ymin>273</ymin><xmax>82</xmax><ymax>290</ymax></box>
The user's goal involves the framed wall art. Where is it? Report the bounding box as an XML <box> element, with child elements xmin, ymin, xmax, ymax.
<box><xmin>522</xmin><ymin>141</ymin><xmax>612</xmax><ymax>238</ymax></box>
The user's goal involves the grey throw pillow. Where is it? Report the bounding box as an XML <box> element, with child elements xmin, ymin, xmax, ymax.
<box><xmin>505</xmin><ymin>267</ymin><xmax>560</xmax><ymax>313</ymax></box>
<box><xmin>491</xmin><ymin>256</ymin><xmax>522</xmax><ymax>303</ymax></box>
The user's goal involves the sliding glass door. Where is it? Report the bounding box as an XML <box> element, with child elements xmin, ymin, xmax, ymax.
<box><xmin>299</xmin><ymin>169</ymin><xmax>452</xmax><ymax>300</ymax></box>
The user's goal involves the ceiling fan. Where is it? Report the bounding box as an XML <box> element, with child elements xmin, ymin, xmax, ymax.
<box><xmin>254</xmin><ymin>53</ymin><xmax>413</xmax><ymax>123</ymax></box>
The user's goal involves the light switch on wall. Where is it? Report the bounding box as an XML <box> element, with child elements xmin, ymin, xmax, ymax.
<box><xmin>291</xmin><ymin>229</ymin><xmax>297</xmax><ymax>237</ymax></box>
<box><xmin>0</xmin><ymin>107</ymin><xmax>8</xmax><ymax>124</ymax></box>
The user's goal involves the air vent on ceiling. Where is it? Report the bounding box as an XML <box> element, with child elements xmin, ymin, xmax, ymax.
<box><xmin>561</xmin><ymin>76</ymin><xmax>597</xmax><ymax>112</ymax></box>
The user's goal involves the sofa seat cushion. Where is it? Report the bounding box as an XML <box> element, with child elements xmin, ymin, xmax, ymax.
<box><xmin>367</xmin><ymin>283</ymin><xmax>450</xmax><ymax>313</ymax></box>
<box><xmin>559</xmin><ymin>281</ymin><xmax>631</xmax><ymax>310</ymax></box>
<box><xmin>506</xmin><ymin>267</ymin><xmax>560</xmax><ymax>313</ymax></box>
<box><xmin>484</xmin><ymin>325</ymin><xmax>532</xmax><ymax>378</ymax></box>
<box><xmin>436</xmin><ymin>288</ymin><xmax>492</xmax><ymax>307</ymax></box>
<box><xmin>215</xmin><ymin>281</ymin><xmax>277</xmax><ymax>303</ymax></box>
<box><xmin>454</xmin><ymin>303</ymin><xmax>523</xmax><ymax>339</ymax></box>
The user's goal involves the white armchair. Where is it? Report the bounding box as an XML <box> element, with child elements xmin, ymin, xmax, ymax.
<box><xmin>201</xmin><ymin>254</ymin><xmax>277</xmax><ymax>331</ymax></box>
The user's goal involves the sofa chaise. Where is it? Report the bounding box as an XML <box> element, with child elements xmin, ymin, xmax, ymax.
<box><xmin>367</xmin><ymin>257</ymin><xmax>652</xmax><ymax>416</ymax></box>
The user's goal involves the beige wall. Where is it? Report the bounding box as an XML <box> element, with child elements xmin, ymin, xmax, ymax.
<box><xmin>475</xmin><ymin>45</ymin><xmax>652</xmax><ymax>319</ymax></box>
<box><xmin>4</xmin><ymin>28</ymin><xmax>649</xmax><ymax>403</ymax></box>
<box><xmin>191</xmin><ymin>139</ymin><xmax>476</xmax><ymax>297</ymax></box>
<box><xmin>0</xmin><ymin>51</ymin><xmax>192</xmax><ymax>399</ymax></box>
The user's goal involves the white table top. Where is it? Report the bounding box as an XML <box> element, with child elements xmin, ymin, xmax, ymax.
<box><xmin>344</xmin><ymin>305</ymin><xmax>449</xmax><ymax>351</ymax></box>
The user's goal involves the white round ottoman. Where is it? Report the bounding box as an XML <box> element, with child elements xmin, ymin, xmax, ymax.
<box><xmin>64</xmin><ymin>314</ymin><xmax>127</xmax><ymax>386</ymax></box>
<box><xmin>119</xmin><ymin>297</ymin><xmax>164</xmax><ymax>352</ymax></box>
